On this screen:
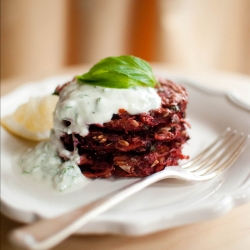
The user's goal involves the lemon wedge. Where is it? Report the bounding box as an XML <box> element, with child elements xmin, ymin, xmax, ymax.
<box><xmin>1</xmin><ymin>95</ymin><xmax>59</xmax><ymax>141</ymax></box>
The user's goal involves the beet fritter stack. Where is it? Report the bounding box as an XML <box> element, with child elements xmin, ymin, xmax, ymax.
<box><xmin>59</xmin><ymin>78</ymin><xmax>189</xmax><ymax>178</ymax></box>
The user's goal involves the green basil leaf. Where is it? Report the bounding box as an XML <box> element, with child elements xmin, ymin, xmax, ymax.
<box><xmin>76</xmin><ymin>55</ymin><xmax>158</xmax><ymax>88</ymax></box>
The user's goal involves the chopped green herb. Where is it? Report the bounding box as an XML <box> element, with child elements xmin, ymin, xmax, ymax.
<box><xmin>61</xmin><ymin>165</ymin><xmax>75</xmax><ymax>174</ymax></box>
<box><xmin>78</xmin><ymin>94</ymin><xmax>90</xmax><ymax>98</ymax></box>
<box><xmin>95</xmin><ymin>97</ymin><xmax>102</xmax><ymax>111</ymax></box>
<box><xmin>75</xmin><ymin>113</ymin><xmax>79</xmax><ymax>124</ymax></box>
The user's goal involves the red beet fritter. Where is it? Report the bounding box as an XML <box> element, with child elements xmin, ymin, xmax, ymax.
<box><xmin>58</xmin><ymin>78</ymin><xmax>189</xmax><ymax>178</ymax></box>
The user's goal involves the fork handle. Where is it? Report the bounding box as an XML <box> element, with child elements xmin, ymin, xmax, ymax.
<box><xmin>9</xmin><ymin>167</ymin><xmax>190</xmax><ymax>250</ymax></box>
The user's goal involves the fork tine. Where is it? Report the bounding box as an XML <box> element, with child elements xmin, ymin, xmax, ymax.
<box><xmin>208</xmin><ymin>135</ymin><xmax>250</xmax><ymax>176</ymax></box>
<box><xmin>194</xmin><ymin>132</ymin><xmax>248</xmax><ymax>176</ymax></box>
<box><xmin>182</xmin><ymin>127</ymin><xmax>232</xmax><ymax>170</ymax></box>
<box><xmin>186</xmin><ymin>130</ymin><xmax>236</xmax><ymax>172</ymax></box>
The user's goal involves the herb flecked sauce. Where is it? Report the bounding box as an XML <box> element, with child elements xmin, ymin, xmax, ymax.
<box><xmin>17</xmin><ymin>80</ymin><xmax>161</xmax><ymax>193</ymax></box>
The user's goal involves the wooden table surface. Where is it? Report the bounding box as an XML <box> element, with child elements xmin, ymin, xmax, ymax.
<box><xmin>1</xmin><ymin>64</ymin><xmax>250</xmax><ymax>250</ymax></box>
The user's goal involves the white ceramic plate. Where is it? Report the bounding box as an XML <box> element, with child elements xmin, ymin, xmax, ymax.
<box><xmin>1</xmin><ymin>74</ymin><xmax>250</xmax><ymax>236</ymax></box>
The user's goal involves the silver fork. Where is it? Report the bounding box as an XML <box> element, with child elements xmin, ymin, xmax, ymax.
<box><xmin>10</xmin><ymin>128</ymin><xmax>249</xmax><ymax>250</ymax></box>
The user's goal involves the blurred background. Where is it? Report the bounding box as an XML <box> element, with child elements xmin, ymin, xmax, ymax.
<box><xmin>1</xmin><ymin>0</ymin><xmax>250</xmax><ymax>80</ymax></box>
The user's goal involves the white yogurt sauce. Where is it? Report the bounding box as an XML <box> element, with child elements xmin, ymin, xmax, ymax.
<box><xmin>53</xmin><ymin>80</ymin><xmax>161</xmax><ymax>137</ymax></box>
<box><xmin>18</xmin><ymin>140</ymin><xmax>91</xmax><ymax>192</ymax></box>
<box><xmin>18</xmin><ymin>80</ymin><xmax>161</xmax><ymax>193</ymax></box>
